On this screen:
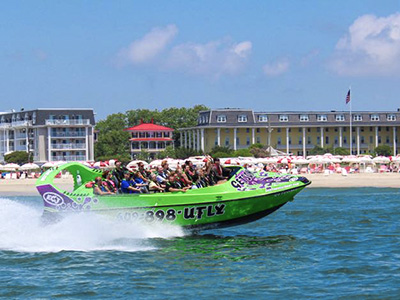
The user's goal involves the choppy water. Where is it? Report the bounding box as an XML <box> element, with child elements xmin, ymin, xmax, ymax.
<box><xmin>1</xmin><ymin>188</ymin><xmax>400</xmax><ymax>298</ymax></box>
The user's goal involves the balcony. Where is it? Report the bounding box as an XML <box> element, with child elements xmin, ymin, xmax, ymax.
<box><xmin>11</xmin><ymin>120</ymin><xmax>33</xmax><ymax>127</ymax></box>
<box><xmin>51</xmin><ymin>132</ymin><xmax>86</xmax><ymax>138</ymax></box>
<box><xmin>51</xmin><ymin>143</ymin><xmax>86</xmax><ymax>150</ymax></box>
<box><xmin>0</xmin><ymin>123</ymin><xmax>11</xmax><ymax>129</ymax></box>
<box><xmin>51</xmin><ymin>155</ymin><xmax>86</xmax><ymax>161</ymax></box>
<box><xmin>46</xmin><ymin>119</ymin><xmax>90</xmax><ymax>126</ymax></box>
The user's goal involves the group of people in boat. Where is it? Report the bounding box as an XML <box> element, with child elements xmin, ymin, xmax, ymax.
<box><xmin>93</xmin><ymin>158</ymin><xmax>231</xmax><ymax>195</ymax></box>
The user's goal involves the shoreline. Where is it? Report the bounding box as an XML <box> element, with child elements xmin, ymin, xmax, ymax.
<box><xmin>0</xmin><ymin>173</ymin><xmax>400</xmax><ymax>196</ymax></box>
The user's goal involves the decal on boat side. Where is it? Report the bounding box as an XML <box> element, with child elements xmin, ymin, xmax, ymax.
<box><xmin>117</xmin><ymin>203</ymin><xmax>226</xmax><ymax>223</ymax></box>
<box><xmin>43</xmin><ymin>192</ymin><xmax>64</xmax><ymax>206</ymax></box>
<box><xmin>231</xmin><ymin>170</ymin><xmax>299</xmax><ymax>191</ymax></box>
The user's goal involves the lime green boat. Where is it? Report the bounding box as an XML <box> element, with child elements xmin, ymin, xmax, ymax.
<box><xmin>36</xmin><ymin>163</ymin><xmax>310</xmax><ymax>229</ymax></box>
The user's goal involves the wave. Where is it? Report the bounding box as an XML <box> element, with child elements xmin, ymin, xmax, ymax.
<box><xmin>0</xmin><ymin>197</ymin><xmax>184</xmax><ymax>253</ymax></box>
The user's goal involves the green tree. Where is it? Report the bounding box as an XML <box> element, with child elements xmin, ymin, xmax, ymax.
<box><xmin>325</xmin><ymin>147</ymin><xmax>350</xmax><ymax>155</ymax></box>
<box><xmin>374</xmin><ymin>145</ymin><xmax>392</xmax><ymax>156</ymax></box>
<box><xmin>94</xmin><ymin>113</ymin><xmax>130</xmax><ymax>160</ymax></box>
<box><xmin>4</xmin><ymin>151</ymin><xmax>31</xmax><ymax>164</ymax></box>
<box><xmin>135</xmin><ymin>149</ymin><xmax>151</xmax><ymax>162</ymax></box>
<box><xmin>232</xmin><ymin>148</ymin><xmax>253</xmax><ymax>157</ymax></box>
<box><xmin>209</xmin><ymin>146</ymin><xmax>233</xmax><ymax>157</ymax></box>
<box><xmin>309</xmin><ymin>146</ymin><xmax>326</xmax><ymax>155</ymax></box>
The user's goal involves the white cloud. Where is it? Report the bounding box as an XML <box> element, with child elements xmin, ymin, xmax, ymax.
<box><xmin>263</xmin><ymin>58</ymin><xmax>290</xmax><ymax>76</ymax></box>
<box><xmin>117</xmin><ymin>24</ymin><xmax>178</xmax><ymax>65</ymax></box>
<box><xmin>329</xmin><ymin>13</ymin><xmax>400</xmax><ymax>76</ymax></box>
<box><xmin>166</xmin><ymin>39</ymin><xmax>252</xmax><ymax>77</ymax></box>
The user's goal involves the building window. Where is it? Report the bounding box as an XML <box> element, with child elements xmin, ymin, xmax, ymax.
<box><xmin>299</xmin><ymin>114</ymin><xmax>309</xmax><ymax>122</ymax></box>
<box><xmin>246</xmin><ymin>128</ymin><xmax>250</xmax><ymax>133</ymax></box>
<box><xmin>225</xmin><ymin>137</ymin><xmax>230</xmax><ymax>146</ymax></box>
<box><xmin>217</xmin><ymin>115</ymin><xmax>226</xmax><ymax>123</ymax></box>
<box><xmin>246</xmin><ymin>137</ymin><xmax>250</xmax><ymax>145</ymax></box>
<box><xmin>371</xmin><ymin>114</ymin><xmax>380</xmax><ymax>121</ymax></box>
<box><xmin>225</xmin><ymin>128</ymin><xmax>229</xmax><ymax>133</ymax></box>
<box><xmin>326</xmin><ymin>136</ymin><xmax>329</xmax><ymax>144</ymax></box>
<box><xmin>258</xmin><ymin>115</ymin><xmax>268</xmax><ymax>122</ymax></box>
<box><xmin>317</xmin><ymin>114</ymin><xmax>327</xmax><ymax>121</ymax></box>
<box><xmin>277</xmin><ymin>137</ymin><xmax>281</xmax><ymax>145</ymax></box>
<box><xmin>307</xmin><ymin>136</ymin><xmax>311</xmax><ymax>144</ymax></box>
<box><xmin>353</xmin><ymin>115</ymin><xmax>362</xmax><ymax>121</ymax></box>
<box><xmin>387</xmin><ymin>114</ymin><xmax>396</xmax><ymax>121</ymax></box>
<box><xmin>238</xmin><ymin>115</ymin><xmax>247</xmax><ymax>122</ymax></box>
<box><xmin>298</xmin><ymin>138</ymin><xmax>302</xmax><ymax>145</ymax></box>
<box><xmin>256</xmin><ymin>128</ymin><xmax>260</xmax><ymax>133</ymax></box>
<box><xmin>277</xmin><ymin>128</ymin><xmax>281</xmax><ymax>133</ymax></box>
<box><xmin>336</xmin><ymin>114</ymin><xmax>345</xmax><ymax>121</ymax></box>
<box><xmin>256</xmin><ymin>137</ymin><xmax>260</xmax><ymax>143</ymax></box>
<box><xmin>279</xmin><ymin>115</ymin><xmax>288</xmax><ymax>122</ymax></box>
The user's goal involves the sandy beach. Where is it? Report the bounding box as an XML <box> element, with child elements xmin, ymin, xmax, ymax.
<box><xmin>1</xmin><ymin>173</ymin><xmax>399</xmax><ymax>196</ymax></box>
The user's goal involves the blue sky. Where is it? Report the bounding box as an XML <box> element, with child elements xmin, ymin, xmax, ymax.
<box><xmin>1</xmin><ymin>0</ymin><xmax>400</xmax><ymax>120</ymax></box>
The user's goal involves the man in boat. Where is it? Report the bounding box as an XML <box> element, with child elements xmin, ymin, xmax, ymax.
<box><xmin>212</xmin><ymin>158</ymin><xmax>230</xmax><ymax>182</ymax></box>
<box><xmin>120</xmin><ymin>171</ymin><xmax>141</xmax><ymax>194</ymax></box>
<box><xmin>93</xmin><ymin>177</ymin><xmax>114</xmax><ymax>195</ymax></box>
<box><xmin>137</xmin><ymin>162</ymin><xmax>150</xmax><ymax>180</ymax></box>
<box><xmin>165</xmin><ymin>172</ymin><xmax>190</xmax><ymax>193</ymax></box>
<box><xmin>112</xmin><ymin>161</ymin><xmax>126</xmax><ymax>188</ymax></box>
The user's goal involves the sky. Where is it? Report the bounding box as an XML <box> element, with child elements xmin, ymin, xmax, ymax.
<box><xmin>1</xmin><ymin>0</ymin><xmax>400</xmax><ymax>120</ymax></box>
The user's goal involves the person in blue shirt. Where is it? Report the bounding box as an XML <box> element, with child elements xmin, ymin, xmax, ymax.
<box><xmin>120</xmin><ymin>172</ymin><xmax>141</xmax><ymax>194</ymax></box>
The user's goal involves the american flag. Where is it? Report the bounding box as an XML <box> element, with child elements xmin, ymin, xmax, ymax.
<box><xmin>345</xmin><ymin>89</ymin><xmax>351</xmax><ymax>104</ymax></box>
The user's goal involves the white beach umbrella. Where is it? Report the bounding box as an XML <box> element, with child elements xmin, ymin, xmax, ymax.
<box><xmin>93</xmin><ymin>161</ymin><xmax>109</xmax><ymax>168</ymax></box>
<box><xmin>19</xmin><ymin>163</ymin><xmax>40</xmax><ymax>170</ymax></box>
<box><xmin>341</xmin><ymin>156</ymin><xmax>360</xmax><ymax>163</ymax></box>
<box><xmin>1</xmin><ymin>163</ymin><xmax>20</xmax><ymax>171</ymax></box>
<box><xmin>372</xmin><ymin>156</ymin><xmax>391</xmax><ymax>164</ymax></box>
<box><xmin>42</xmin><ymin>161</ymin><xmax>56</xmax><ymax>168</ymax></box>
<box><xmin>291</xmin><ymin>157</ymin><xmax>309</xmax><ymax>164</ymax></box>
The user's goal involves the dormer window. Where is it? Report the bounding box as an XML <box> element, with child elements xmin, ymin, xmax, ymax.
<box><xmin>353</xmin><ymin>115</ymin><xmax>362</xmax><ymax>121</ymax></box>
<box><xmin>258</xmin><ymin>115</ymin><xmax>268</xmax><ymax>122</ymax></box>
<box><xmin>387</xmin><ymin>114</ymin><xmax>396</xmax><ymax>121</ymax></box>
<box><xmin>371</xmin><ymin>114</ymin><xmax>380</xmax><ymax>121</ymax></box>
<box><xmin>279</xmin><ymin>115</ymin><xmax>288</xmax><ymax>122</ymax></box>
<box><xmin>238</xmin><ymin>115</ymin><xmax>247</xmax><ymax>122</ymax></box>
<box><xmin>217</xmin><ymin>115</ymin><xmax>226</xmax><ymax>123</ymax></box>
<box><xmin>299</xmin><ymin>114</ymin><xmax>309</xmax><ymax>122</ymax></box>
<box><xmin>336</xmin><ymin>114</ymin><xmax>345</xmax><ymax>121</ymax></box>
<box><xmin>317</xmin><ymin>114</ymin><xmax>327</xmax><ymax>121</ymax></box>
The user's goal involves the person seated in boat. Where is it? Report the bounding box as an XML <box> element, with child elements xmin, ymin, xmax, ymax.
<box><xmin>184</xmin><ymin>163</ymin><xmax>198</xmax><ymax>183</ymax></box>
<box><xmin>204</xmin><ymin>160</ymin><xmax>216</xmax><ymax>186</ymax></box>
<box><xmin>176</xmin><ymin>166</ymin><xmax>192</xmax><ymax>188</ymax></box>
<box><xmin>212</xmin><ymin>158</ymin><xmax>229</xmax><ymax>183</ymax></box>
<box><xmin>132</xmin><ymin>171</ymin><xmax>149</xmax><ymax>193</ymax></box>
<box><xmin>195</xmin><ymin>168</ymin><xmax>209</xmax><ymax>188</ymax></box>
<box><xmin>156</xmin><ymin>166</ymin><xmax>168</xmax><ymax>183</ymax></box>
<box><xmin>161</xmin><ymin>160</ymin><xmax>172</xmax><ymax>175</ymax></box>
<box><xmin>112</xmin><ymin>161</ymin><xmax>126</xmax><ymax>189</ymax></box>
<box><xmin>137</xmin><ymin>162</ymin><xmax>150</xmax><ymax>181</ymax></box>
<box><xmin>165</xmin><ymin>172</ymin><xmax>190</xmax><ymax>193</ymax></box>
<box><xmin>93</xmin><ymin>177</ymin><xmax>114</xmax><ymax>195</ymax></box>
<box><xmin>102</xmin><ymin>170</ymin><xmax>117</xmax><ymax>193</ymax></box>
<box><xmin>148</xmin><ymin>173</ymin><xmax>165</xmax><ymax>193</ymax></box>
<box><xmin>120</xmin><ymin>171</ymin><xmax>141</xmax><ymax>194</ymax></box>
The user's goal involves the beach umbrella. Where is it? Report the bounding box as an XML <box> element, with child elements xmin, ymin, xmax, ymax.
<box><xmin>19</xmin><ymin>163</ymin><xmax>40</xmax><ymax>170</ymax></box>
<box><xmin>1</xmin><ymin>163</ymin><xmax>20</xmax><ymax>171</ymax></box>
<box><xmin>126</xmin><ymin>160</ymin><xmax>148</xmax><ymax>169</ymax></box>
<box><xmin>372</xmin><ymin>156</ymin><xmax>391</xmax><ymax>164</ymax></box>
<box><xmin>93</xmin><ymin>161</ymin><xmax>109</xmax><ymax>168</ymax></box>
<box><xmin>291</xmin><ymin>157</ymin><xmax>309</xmax><ymax>164</ymax></box>
<box><xmin>277</xmin><ymin>157</ymin><xmax>291</xmax><ymax>164</ymax></box>
<box><xmin>341</xmin><ymin>156</ymin><xmax>360</xmax><ymax>163</ymax></box>
<box><xmin>42</xmin><ymin>161</ymin><xmax>56</xmax><ymax>168</ymax></box>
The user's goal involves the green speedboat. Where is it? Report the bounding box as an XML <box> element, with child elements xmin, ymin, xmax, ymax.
<box><xmin>36</xmin><ymin>162</ymin><xmax>311</xmax><ymax>229</ymax></box>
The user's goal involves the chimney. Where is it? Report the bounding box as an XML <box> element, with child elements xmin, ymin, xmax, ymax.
<box><xmin>140</xmin><ymin>118</ymin><xmax>143</xmax><ymax>124</ymax></box>
<box><xmin>151</xmin><ymin>117</ymin><xmax>154</xmax><ymax>124</ymax></box>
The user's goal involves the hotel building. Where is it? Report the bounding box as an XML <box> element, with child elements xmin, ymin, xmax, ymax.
<box><xmin>0</xmin><ymin>108</ymin><xmax>95</xmax><ymax>163</ymax></box>
<box><xmin>179</xmin><ymin>108</ymin><xmax>400</xmax><ymax>156</ymax></box>
<box><xmin>125</xmin><ymin>119</ymin><xmax>174</xmax><ymax>159</ymax></box>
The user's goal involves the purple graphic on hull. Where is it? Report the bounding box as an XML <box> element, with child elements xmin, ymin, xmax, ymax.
<box><xmin>37</xmin><ymin>184</ymin><xmax>98</xmax><ymax>211</ymax></box>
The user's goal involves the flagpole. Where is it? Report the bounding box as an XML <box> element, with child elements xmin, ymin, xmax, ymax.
<box><xmin>349</xmin><ymin>86</ymin><xmax>352</xmax><ymax>155</ymax></box>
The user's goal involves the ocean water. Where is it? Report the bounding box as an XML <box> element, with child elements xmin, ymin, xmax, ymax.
<box><xmin>0</xmin><ymin>188</ymin><xmax>399</xmax><ymax>298</ymax></box>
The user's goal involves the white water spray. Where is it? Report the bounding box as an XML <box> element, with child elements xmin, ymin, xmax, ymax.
<box><xmin>0</xmin><ymin>197</ymin><xmax>184</xmax><ymax>253</ymax></box>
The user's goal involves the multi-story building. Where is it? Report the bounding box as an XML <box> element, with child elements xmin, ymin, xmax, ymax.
<box><xmin>179</xmin><ymin>108</ymin><xmax>400</xmax><ymax>156</ymax></box>
<box><xmin>125</xmin><ymin>119</ymin><xmax>174</xmax><ymax>159</ymax></box>
<box><xmin>0</xmin><ymin>108</ymin><xmax>95</xmax><ymax>163</ymax></box>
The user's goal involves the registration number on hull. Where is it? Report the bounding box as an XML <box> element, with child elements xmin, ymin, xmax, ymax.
<box><xmin>117</xmin><ymin>203</ymin><xmax>226</xmax><ymax>223</ymax></box>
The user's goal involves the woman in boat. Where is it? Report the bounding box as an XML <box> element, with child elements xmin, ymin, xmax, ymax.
<box><xmin>148</xmin><ymin>173</ymin><xmax>165</xmax><ymax>193</ymax></box>
<box><xmin>102</xmin><ymin>171</ymin><xmax>117</xmax><ymax>193</ymax></box>
<box><xmin>93</xmin><ymin>177</ymin><xmax>114</xmax><ymax>195</ymax></box>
